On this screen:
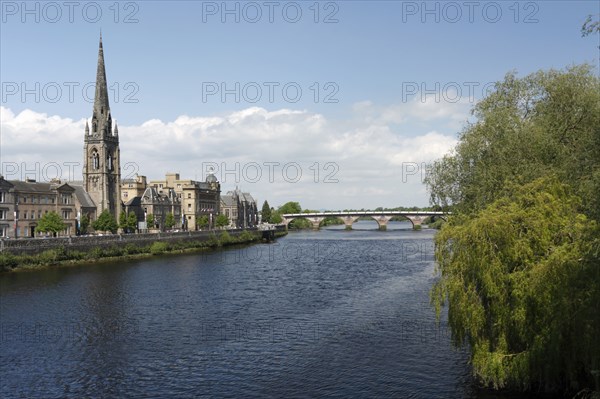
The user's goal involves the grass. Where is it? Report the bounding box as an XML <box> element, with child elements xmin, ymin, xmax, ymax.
<box><xmin>0</xmin><ymin>229</ymin><xmax>282</xmax><ymax>272</ymax></box>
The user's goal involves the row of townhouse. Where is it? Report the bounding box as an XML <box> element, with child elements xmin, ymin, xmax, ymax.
<box><xmin>0</xmin><ymin>176</ymin><xmax>95</xmax><ymax>238</ymax></box>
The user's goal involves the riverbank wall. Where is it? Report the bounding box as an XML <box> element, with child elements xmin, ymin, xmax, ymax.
<box><xmin>0</xmin><ymin>226</ymin><xmax>287</xmax><ymax>271</ymax></box>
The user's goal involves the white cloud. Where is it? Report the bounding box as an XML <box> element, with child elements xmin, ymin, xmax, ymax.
<box><xmin>0</xmin><ymin>101</ymin><xmax>462</xmax><ymax>209</ymax></box>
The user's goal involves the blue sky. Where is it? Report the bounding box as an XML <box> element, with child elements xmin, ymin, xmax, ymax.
<box><xmin>1</xmin><ymin>1</ymin><xmax>599</xmax><ymax>209</ymax></box>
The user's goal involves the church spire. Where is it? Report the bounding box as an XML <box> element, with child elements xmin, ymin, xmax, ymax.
<box><xmin>93</xmin><ymin>33</ymin><xmax>110</xmax><ymax>123</ymax></box>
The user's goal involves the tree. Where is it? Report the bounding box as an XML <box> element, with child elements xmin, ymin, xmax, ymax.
<box><xmin>146</xmin><ymin>213</ymin><xmax>155</xmax><ymax>229</ymax></box>
<box><xmin>278</xmin><ymin>201</ymin><xmax>302</xmax><ymax>215</ymax></box>
<box><xmin>79</xmin><ymin>214</ymin><xmax>90</xmax><ymax>235</ymax></box>
<box><xmin>431</xmin><ymin>178</ymin><xmax>599</xmax><ymax>392</ymax></box>
<box><xmin>119</xmin><ymin>212</ymin><xmax>128</xmax><ymax>231</ymax></box>
<box><xmin>36</xmin><ymin>211</ymin><xmax>66</xmax><ymax>236</ymax></box>
<box><xmin>269</xmin><ymin>212</ymin><xmax>283</xmax><ymax>224</ymax></box>
<box><xmin>261</xmin><ymin>200</ymin><xmax>271</xmax><ymax>223</ymax></box>
<box><xmin>127</xmin><ymin>212</ymin><xmax>138</xmax><ymax>233</ymax></box>
<box><xmin>425</xmin><ymin>65</ymin><xmax>600</xmax><ymax>219</ymax></box>
<box><xmin>215</xmin><ymin>214</ymin><xmax>229</xmax><ymax>229</ymax></box>
<box><xmin>277</xmin><ymin>202</ymin><xmax>308</xmax><ymax>228</ymax></box>
<box><xmin>196</xmin><ymin>215</ymin><xmax>209</xmax><ymax>229</ymax></box>
<box><xmin>165</xmin><ymin>213</ymin><xmax>175</xmax><ymax>230</ymax></box>
<box><xmin>92</xmin><ymin>210</ymin><xmax>118</xmax><ymax>234</ymax></box>
<box><xmin>581</xmin><ymin>14</ymin><xmax>599</xmax><ymax>37</ymax></box>
<box><xmin>426</xmin><ymin>66</ymin><xmax>600</xmax><ymax>393</ymax></box>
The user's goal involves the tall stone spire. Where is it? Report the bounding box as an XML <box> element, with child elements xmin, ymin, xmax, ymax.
<box><xmin>92</xmin><ymin>33</ymin><xmax>110</xmax><ymax>135</ymax></box>
<box><xmin>83</xmin><ymin>34</ymin><xmax>121</xmax><ymax>223</ymax></box>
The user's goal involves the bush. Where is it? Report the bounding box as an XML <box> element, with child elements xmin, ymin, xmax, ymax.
<box><xmin>238</xmin><ymin>230</ymin><xmax>257</xmax><ymax>242</ymax></box>
<box><xmin>219</xmin><ymin>231</ymin><xmax>233</xmax><ymax>245</ymax></box>
<box><xmin>150</xmin><ymin>241</ymin><xmax>169</xmax><ymax>255</ymax></box>
<box><xmin>0</xmin><ymin>253</ymin><xmax>19</xmax><ymax>271</ymax></box>
<box><xmin>86</xmin><ymin>247</ymin><xmax>104</xmax><ymax>259</ymax></box>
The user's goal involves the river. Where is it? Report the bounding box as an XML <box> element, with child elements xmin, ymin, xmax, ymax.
<box><xmin>1</xmin><ymin>221</ymin><xmax>532</xmax><ymax>398</ymax></box>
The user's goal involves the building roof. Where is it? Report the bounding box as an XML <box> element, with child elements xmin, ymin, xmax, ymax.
<box><xmin>70</xmin><ymin>184</ymin><xmax>97</xmax><ymax>209</ymax></box>
<box><xmin>8</xmin><ymin>180</ymin><xmax>75</xmax><ymax>194</ymax></box>
<box><xmin>125</xmin><ymin>196</ymin><xmax>142</xmax><ymax>207</ymax></box>
<box><xmin>141</xmin><ymin>187</ymin><xmax>180</xmax><ymax>204</ymax></box>
<box><xmin>220</xmin><ymin>195</ymin><xmax>236</xmax><ymax>207</ymax></box>
<box><xmin>242</xmin><ymin>192</ymin><xmax>256</xmax><ymax>204</ymax></box>
<box><xmin>206</xmin><ymin>173</ymin><xmax>218</xmax><ymax>183</ymax></box>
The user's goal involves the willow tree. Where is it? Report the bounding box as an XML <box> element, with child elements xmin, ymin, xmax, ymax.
<box><xmin>426</xmin><ymin>66</ymin><xmax>600</xmax><ymax>393</ymax></box>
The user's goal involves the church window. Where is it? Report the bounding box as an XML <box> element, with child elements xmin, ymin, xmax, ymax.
<box><xmin>92</xmin><ymin>151</ymin><xmax>100</xmax><ymax>170</ymax></box>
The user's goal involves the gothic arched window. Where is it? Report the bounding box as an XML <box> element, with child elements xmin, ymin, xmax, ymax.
<box><xmin>91</xmin><ymin>151</ymin><xmax>100</xmax><ymax>170</ymax></box>
<box><xmin>108</xmin><ymin>154</ymin><xmax>113</xmax><ymax>171</ymax></box>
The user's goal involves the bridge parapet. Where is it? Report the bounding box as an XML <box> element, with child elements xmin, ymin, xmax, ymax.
<box><xmin>281</xmin><ymin>211</ymin><xmax>451</xmax><ymax>231</ymax></box>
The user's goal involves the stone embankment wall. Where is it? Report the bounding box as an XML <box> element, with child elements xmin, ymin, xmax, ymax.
<box><xmin>0</xmin><ymin>227</ymin><xmax>285</xmax><ymax>256</ymax></box>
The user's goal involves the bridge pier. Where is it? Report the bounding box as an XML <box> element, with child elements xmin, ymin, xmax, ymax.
<box><xmin>306</xmin><ymin>217</ymin><xmax>325</xmax><ymax>230</ymax></box>
<box><xmin>372</xmin><ymin>215</ymin><xmax>392</xmax><ymax>231</ymax></box>
<box><xmin>338</xmin><ymin>216</ymin><xmax>359</xmax><ymax>230</ymax></box>
<box><xmin>282</xmin><ymin>218</ymin><xmax>293</xmax><ymax>230</ymax></box>
<box><xmin>405</xmin><ymin>215</ymin><xmax>423</xmax><ymax>230</ymax></box>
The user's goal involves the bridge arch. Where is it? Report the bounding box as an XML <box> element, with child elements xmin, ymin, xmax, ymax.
<box><xmin>281</xmin><ymin>211</ymin><xmax>450</xmax><ymax>231</ymax></box>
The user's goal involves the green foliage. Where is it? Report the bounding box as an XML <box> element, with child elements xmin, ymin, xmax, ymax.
<box><xmin>196</xmin><ymin>215</ymin><xmax>209</xmax><ymax>229</ymax></box>
<box><xmin>322</xmin><ymin>217</ymin><xmax>344</xmax><ymax>226</ymax></box>
<box><xmin>581</xmin><ymin>14</ymin><xmax>599</xmax><ymax>37</ymax></box>
<box><xmin>92</xmin><ymin>210</ymin><xmax>118</xmax><ymax>234</ymax></box>
<box><xmin>428</xmin><ymin>218</ymin><xmax>445</xmax><ymax>230</ymax></box>
<box><xmin>165</xmin><ymin>213</ymin><xmax>175</xmax><ymax>230</ymax></box>
<box><xmin>289</xmin><ymin>218</ymin><xmax>311</xmax><ymax>229</ymax></box>
<box><xmin>119</xmin><ymin>212</ymin><xmax>127</xmax><ymax>230</ymax></box>
<box><xmin>261</xmin><ymin>200</ymin><xmax>272</xmax><ymax>223</ymax></box>
<box><xmin>219</xmin><ymin>231</ymin><xmax>232</xmax><ymax>244</ymax></box>
<box><xmin>127</xmin><ymin>212</ymin><xmax>138</xmax><ymax>232</ymax></box>
<box><xmin>432</xmin><ymin>178</ymin><xmax>599</xmax><ymax>392</ymax></box>
<box><xmin>79</xmin><ymin>215</ymin><xmax>90</xmax><ymax>235</ymax></box>
<box><xmin>425</xmin><ymin>66</ymin><xmax>600</xmax><ymax>220</ymax></box>
<box><xmin>36</xmin><ymin>211</ymin><xmax>66</xmax><ymax>235</ymax></box>
<box><xmin>215</xmin><ymin>214</ymin><xmax>229</xmax><ymax>228</ymax></box>
<box><xmin>269</xmin><ymin>212</ymin><xmax>283</xmax><ymax>224</ymax></box>
<box><xmin>0</xmin><ymin>253</ymin><xmax>19</xmax><ymax>271</ymax></box>
<box><xmin>146</xmin><ymin>213</ymin><xmax>155</xmax><ymax>228</ymax></box>
<box><xmin>426</xmin><ymin>66</ymin><xmax>600</xmax><ymax>393</ymax></box>
<box><xmin>238</xmin><ymin>230</ymin><xmax>257</xmax><ymax>242</ymax></box>
<box><xmin>278</xmin><ymin>201</ymin><xmax>302</xmax><ymax>214</ymax></box>
<box><xmin>150</xmin><ymin>241</ymin><xmax>169</xmax><ymax>255</ymax></box>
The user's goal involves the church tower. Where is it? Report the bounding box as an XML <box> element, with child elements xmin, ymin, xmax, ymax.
<box><xmin>83</xmin><ymin>34</ymin><xmax>121</xmax><ymax>222</ymax></box>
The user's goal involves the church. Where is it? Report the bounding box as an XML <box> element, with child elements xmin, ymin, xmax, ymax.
<box><xmin>0</xmin><ymin>35</ymin><xmax>261</xmax><ymax>237</ymax></box>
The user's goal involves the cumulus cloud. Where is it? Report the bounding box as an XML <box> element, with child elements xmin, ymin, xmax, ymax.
<box><xmin>0</xmin><ymin>100</ymin><xmax>462</xmax><ymax>209</ymax></box>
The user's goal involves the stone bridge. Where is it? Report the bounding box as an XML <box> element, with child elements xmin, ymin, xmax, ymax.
<box><xmin>281</xmin><ymin>211</ymin><xmax>449</xmax><ymax>231</ymax></box>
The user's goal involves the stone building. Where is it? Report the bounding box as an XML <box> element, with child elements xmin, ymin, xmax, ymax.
<box><xmin>139</xmin><ymin>187</ymin><xmax>182</xmax><ymax>231</ymax></box>
<box><xmin>220</xmin><ymin>188</ymin><xmax>258</xmax><ymax>228</ymax></box>
<box><xmin>121</xmin><ymin>175</ymin><xmax>147</xmax><ymax>203</ymax></box>
<box><xmin>82</xmin><ymin>34</ymin><xmax>122</xmax><ymax>223</ymax></box>
<box><xmin>149</xmin><ymin>173</ymin><xmax>220</xmax><ymax>231</ymax></box>
<box><xmin>0</xmin><ymin>177</ymin><xmax>77</xmax><ymax>238</ymax></box>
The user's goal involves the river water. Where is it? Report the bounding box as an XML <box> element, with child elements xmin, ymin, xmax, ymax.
<box><xmin>1</xmin><ymin>221</ymin><xmax>532</xmax><ymax>398</ymax></box>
